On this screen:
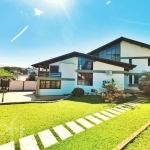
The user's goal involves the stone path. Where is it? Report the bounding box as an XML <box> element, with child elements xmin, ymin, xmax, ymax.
<box><xmin>19</xmin><ymin>135</ymin><xmax>40</xmax><ymax>150</ymax></box>
<box><xmin>76</xmin><ymin>118</ymin><xmax>94</xmax><ymax>129</ymax></box>
<box><xmin>0</xmin><ymin>99</ymin><xmax>147</xmax><ymax>150</ymax></box>
<box><xmin>38</xmin><ymin>129</ymin><xmax>58</xmax><ymax>148</ymax></box>
<box><xmin>66</xmin><ymin>121</ymin><xmax>84</xmax><ymax>134</ymax></box>
<box><xmin>53</xmin><ymin>125</ymin><xmax>72</xmax><ymax>140</ymax></box>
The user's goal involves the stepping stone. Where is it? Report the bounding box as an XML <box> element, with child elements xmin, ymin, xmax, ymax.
<box><xmin>85</xmin><ymin>115</ymin><xmax>102</xmax><ymax>124</ymax></box>
<box><xmin>0</xmin><ymin>141</ymin><xmax>15</xmax><ymax>150</ymax></box>
<box><xmin>19</xmin><ymin>135</ymin><xmax>40</xmax><ymax>150</ymax></box>
<box><xmin>113</xmin><ymin>107</ymin><xmax>126</xmax><ymax>113</ymax></box>
<box><xmin>100</xmin><ymin>111</ymin><xmax>115</xmax><ymax>118</ymax></box>
<box><xmin>93</xmin><ymin>113</ymin><xmax>110</xmax><ymax>121</ymax></box>
<box><xmin>116</xmin><ymin>106</ymin><xmax>130</xmax><ymax>111</ymax></box>
<box><xmin>38</xmin><ymin>129</ymin><xmax>58</xmax><ymax>148</ymax></box>
<box><xmin>53</xmin><ymin>125</ymin><xmax>72</xmax><ymax>140</ymax></box>
<box><xmin>137</xmin><ymin>97</ymin><xmax>149</xmax><ymax>100</ymax></box>
<box><xmin>66</xmin><ymin>121</ymin><xmax>84</xmax><ymax>134</ymax></box>
<box><xmin>106</xmin><ymin>109</ymin><xmax>121</xmax><ymax>115</ymax></box>
<box><xmin>76</xmin><ymin>118</ymin><xmax>94</xmax><ymax>129</ymax></box>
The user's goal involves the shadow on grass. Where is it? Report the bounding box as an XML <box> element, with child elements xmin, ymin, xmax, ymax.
<box><xmin>67</xmin><ymin>95</ymin><xmax>105</xmax><ymax>104</ymax></box>
<box><xmin>67</xmin><ymin>95</ymin><xmax>138</xmax><ymax>105</ymax></box>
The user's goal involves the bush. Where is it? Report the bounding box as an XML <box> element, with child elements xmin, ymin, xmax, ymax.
<box><xmin>101</xmin><ymin>79</ymin><xmax>126</xmax><ymax>103</ymax></box>
<box><xmin>138</xmin><ymin>71</ymin><xmax>150</xmax><ymax>95</ymax></box>
<box><xmin>72</xmin><ymin>88</ymin><xmax>84</xmax><ymax>97</ymax></box>
<box><xmin>102</xmin><ymin>78</ymin><xmax>118</xmax><ymax>94</ymax></box>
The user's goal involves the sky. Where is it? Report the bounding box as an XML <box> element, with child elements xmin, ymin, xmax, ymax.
<box><xmin>1</xmin><ymin>0</ymin><xmax>150</xmax><ymax>68</ymax></box>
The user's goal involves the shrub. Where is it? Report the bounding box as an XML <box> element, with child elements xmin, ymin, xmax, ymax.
<box><xmin>102</xmin><ymin>78</ymin><xmax>118</xmax><ymax>94</ymax></box>
<box><xmin>72</xmin><ymin>88</ymin><xmax>84</xmax><ymax>97</ymax></box>
<box><xmin>101</xmin><ymin>79</ymin><xmax>126</xmax><ymax>103</ymax></box>
<box><xmin>138</xmin><ymin>71</ymin><xmax>150</xmax><ymax>95</ymax></box>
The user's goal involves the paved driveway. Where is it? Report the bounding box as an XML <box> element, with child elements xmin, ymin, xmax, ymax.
<box><xmin>0</xmin><ymin>91</ymin><xmax>35</xmax><ymax>103</ymax></box>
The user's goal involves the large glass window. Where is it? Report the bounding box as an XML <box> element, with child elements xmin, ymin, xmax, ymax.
<box><xmin>40</xmin><ymin>80</ymin><xmax>61</xmax><ymax>89</ymax></box>
<box><xmin>77</xmin><ymin>73</ymin><xmax>93</xmax><ymax>86</ymax></box>
<box><xmin>99</xmin><ymin>44</ymin><xmax>120</xmax><ymax>61</ymax></box>
<box><xmin>78</xmin><ymin>57</ymin><xmax>93</xmax><ymax>70</ymax></box>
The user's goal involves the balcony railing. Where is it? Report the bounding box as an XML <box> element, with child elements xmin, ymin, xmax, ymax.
<box><xmin>38</xmin><ymin>71</ymin><xmax>61</xmax><ymax>78</ymax></box>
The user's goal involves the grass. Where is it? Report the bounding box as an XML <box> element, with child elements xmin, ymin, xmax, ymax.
<box><xmin>124</xmin><ymin>126</ymin><xmax>150</xmax><ymax>150</ymax></box>
<box><xmin>0</xmin><ymin>95</ymin><xmax>149</xmax><ymax>150</ymax></box>
<box><xmin>47</xmin><ymin>102</ymin><xmax>150</xmax><ymax>150</ymax></box>
<box><xmin>0</xmin><ymin>96</ymin><xmax>113</xmax><ymax>146</ymax></box>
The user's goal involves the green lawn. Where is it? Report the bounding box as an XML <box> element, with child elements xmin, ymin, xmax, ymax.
<box><xmin>0</xmin><ymin>96</ymin><xmax>113</xmax><ymax>146</ymax></box>
<box><xmin>0</xmin><ymin>96</ymin><xmax>149</xmax><ymax>150</ymax></box>
<box><xmin>125</xmin><ymin>126</ymin><xmax>150</xmax><ymax>150</ymax></box>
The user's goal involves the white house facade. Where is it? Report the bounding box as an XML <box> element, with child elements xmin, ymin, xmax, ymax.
<box><xmin>32</xmin><ymin>50</ymin><xmax>135</xmax><ymax>96</ymax></box>
<box><xmin>89</xmin><ymin>37</ymin><xmax>150</xmax><ymax>90</ymax></box>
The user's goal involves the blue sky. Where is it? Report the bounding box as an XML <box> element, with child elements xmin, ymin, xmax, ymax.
<box><xmin>1</xmin><ymin>0</ymin><xmax>150</xmax><ymax>67</ymax></box>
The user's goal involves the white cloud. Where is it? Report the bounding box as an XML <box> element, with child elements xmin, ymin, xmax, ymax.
<box><xmin>34</xmin><ymin>8</ymin><xmax>44</xmax><ymax>16</ymax></box>
<box><xmin>106</xmin><ymin>1</ymin><xmax>111</xmax><ymax>5</ymax></box>
<box><xmin>11</xmin><ymin>25</ymin><xmax>29</xmax><ymax>42</ymax></box>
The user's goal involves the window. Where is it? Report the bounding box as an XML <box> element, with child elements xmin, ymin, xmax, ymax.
<box><xmin>40</xmin><ymin>80</ymin><xmax>61</xmax><ymax>89</ymax></box>
<box><xmin>129</xmin><ymin>75</ymin><xmax>132</xmax><ymax>84</ymax></box>
<box><xmin>77</xmin><ymin>73</ymin><xmax>93</xmax><ymax>86</ymax></box>
<box><xmin>78</xmin><ymin>57</ymin><xmax>93</xmax><ymax>70</ymax></box>
<box><xmin>50</xmin><ymin>66</ymin><xmax>59</xmax><ymax>73</ymax></box>
<box><xmin>148</xmin><ymin>59</ymin><xmax>150</xmax><ymax>66</ymax></box>
<box><xmin>129</xmin><ymin>59</ymin><xmax>132</xmax><ymax>64</ymax></box>
<box><xmin>99</xmin><ymin>44</ymin><xmax>120</xmax><ymax>61</ymax></box>
<box><xmin>134</xmin><ymin>75</ymin><xmax>139</xmax><ymax>84</ymax></box>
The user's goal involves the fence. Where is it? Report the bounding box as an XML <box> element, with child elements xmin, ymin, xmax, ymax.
<box><xmin>9</xmin><ymin>81</ymin><xmax>36</xmax><ymax>91</ymax></box>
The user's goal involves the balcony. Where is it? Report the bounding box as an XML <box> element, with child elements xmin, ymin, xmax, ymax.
<box><xmin>38</xmin><ymin>71</ymin><xmax>61</xmax><ymax>78</ymax></box>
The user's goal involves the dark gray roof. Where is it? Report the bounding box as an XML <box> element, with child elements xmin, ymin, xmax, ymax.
<box><xmin>31</xmin><ymin>51</ymin><xmax>136</xmax><ymax>70</ymax></box>
<box><xmin>88</xmin><ymin>37</ymin><xmax>150</xmax><ymax>55</ymax></box>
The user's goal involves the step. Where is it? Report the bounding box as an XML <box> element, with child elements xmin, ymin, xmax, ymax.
<box><xmin>53</xmin><ymin>125</ymin><xmax>72</xmax><ymax>140</ymax></box>
<box><xmin>66</xmin><ymin>121</ymin><xmax>84</xmax><ymax>134</ymax></box>
<box><xmin>38</xmin><ymin>129</ymin><xmax>58</xmax><ymax>148</ymax></box>
<box><xmin>116</xmin><ymin>106</ymin><xmax>130</xmax><ymax>111</ymax></box>
<box><xmin>19</xmin><ymin>135</ymin><xmax>40</xmax><ymax>150</ymax></box>
<box><xmin>85</xmin><ymin>115</ymin><xmax>103</xmax><ymax>124</ymax></box>
<box><xmin>100</xmin><ymin>111</ymin><xmax>115</xmax><ymax>118</ymax></box>
<box><xmin>106</xmin><ymin>109</ymin><xmax>121</xmax><ymax>115</ymax></box>
<box><xmin>112</xmin><ymin>107</ymin><xmax>126</xmax><ymax>113</ymax></box>
<box><xmin>76</xmin><ymin>118</ymin><xmax>94</xmax><ymax>129</ymax></box>
<box><xmin>93</xmin><ymin>113</ymin><xmax>110</xmax><ymax>121</ymax></box>
<box><xmin>0</xmin><ymin>141</ymin><xmax>15</xmax><ymax>150</ymax></box>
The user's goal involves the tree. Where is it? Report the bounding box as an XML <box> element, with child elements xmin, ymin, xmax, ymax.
<box><xmin>138</xmin><ymin>71</ymin><xmax>150</xmax><ymax>95</ymax></box>
<box><xmin>26</xmin><ymin>72</ymin><xmax>37</xmax><ymax>81</ymax></box>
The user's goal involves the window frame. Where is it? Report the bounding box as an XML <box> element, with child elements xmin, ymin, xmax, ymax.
<box><xmin>77</xmin><ymin>73</ymin><xmax>93</xmax><ymax>86</ymax></box>
<box><xmin>40</xmin><ymin>80</ymin><xmax>61</xmax><ymax>89</ymax></box>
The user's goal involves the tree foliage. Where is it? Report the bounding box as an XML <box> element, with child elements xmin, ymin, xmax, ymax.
<box><xmin>138</xmin><ymin>71</ymin><xmax>150</xmax><ymax>95</ymax></box>
<box><xmin>26</xmin><ymin>72</ymin><xmax>37</xmax><ymax>81</ymax></box>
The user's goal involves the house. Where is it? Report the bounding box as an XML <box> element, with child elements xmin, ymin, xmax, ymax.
<box><xmin>88</xmin><ymin>37</ymin><xmax>150</xmax><ymax>89</ymax></box>
<box><xmin>31</xmin><ymin>37</ymin><xmax>150</xmax><ymax>96</ymax></box>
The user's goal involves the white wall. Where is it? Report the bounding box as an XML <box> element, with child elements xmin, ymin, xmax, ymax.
<box><xmin>60</xmin><ymin>63</ymin><xmax>76</xmax><ymax>78</ymax></box>
<box><xmin>121</xmin><ymin>41</ymin><xmax>150</xmax><ymax>57</ymax></box>
<box><xmin>9</xmin><ymin>81</ymin><xmax>36</xmax><ymax>91</ymax></box>
<box><xmin>49</xmin><ymin>57</ymin><xmax>78</xmax><ymax>71</ymax></box>
<box><xmin>24</xmin><ymin>81</ymin><xmax>36</xmax><ymax>90</ymax></box>
<box><xmin>39</xmin><ymin>89</ymin><xmax>61</xmax><ymax>95</ymax></box>
<box><xmin>9</xmin><ymin>81</ymin><xmax>23</xmax><ymax>91</ymax></box>
<box><xmin>94</xmin><ymin>61</ymin><xmax>124</xmax><ymax>71</ymax></box>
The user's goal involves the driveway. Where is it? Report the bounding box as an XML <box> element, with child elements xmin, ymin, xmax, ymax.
<box><xmin>0</xmin><ymin>91</ymin><xmax>35</xmax><ymax>103</ymax></box>
<box><xmin>0</xmin><ymin>92</ymin><xmax>66</xmax><ymax>103</ymax></box>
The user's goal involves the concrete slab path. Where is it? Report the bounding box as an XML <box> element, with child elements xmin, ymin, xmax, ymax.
<box><xmin>0</xmin><ymin>141</ymin><xmax>15</xmax><ymax>150</ymax></box>
<box><xmin>93</xmin><ymin>113</ymin><xmax>110</xmax><ymax>121</ymax></box>
<box><xmin>85</xmin><ymin>115</ymin><xmax>102</xmax><ymax>124</ymax></box>
<box><xmin>66</xmin><ymin>121</ymin><xmax>84</xmax><ymax>134</ymax></box>
<box><xmin>53</xmin><ymin>125</ymin><xmax>72</xmax><ymax>140</ymax></box>
<box><xmin>38</xmin><ymin>129</ymin><xmax>58</xmax><ymax>148</ymax></box>
<box><xmin>19</xmin><ymin>135</ymin><xmax>40</xmax><ymax>150</ymax></box>
<box><xmin>76</xmin><ymin>118</ymin><xmax>94</xmax><ymax>129</ymax></box>
<box><xmin>100</xmin><ymin>111</ymin><xmax>115</xmax><ymax>118</ymax></box>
